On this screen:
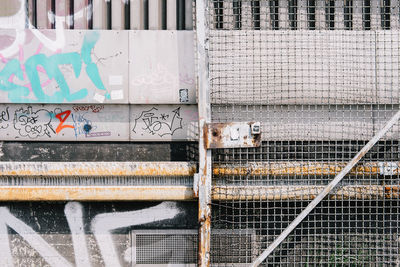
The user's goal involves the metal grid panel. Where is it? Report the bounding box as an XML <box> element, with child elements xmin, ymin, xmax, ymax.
<box><xmin>207</xmin><ymin>0</ymin><xmax>400</xmax><ymax>265</ymax></box>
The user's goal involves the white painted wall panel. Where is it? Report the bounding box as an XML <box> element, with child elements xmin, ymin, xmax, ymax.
<box><xmin>0</xmin><ymin>29</ymin><xmax>129</xmax><ymax>104</ymax></box>
<box><xmin>129</xmin><ymin>31</ymin><xmax>196</xmax><ymax>104</ymax></box>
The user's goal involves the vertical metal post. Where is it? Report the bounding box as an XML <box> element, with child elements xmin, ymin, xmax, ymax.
<box><xmin>125</xmin><ymin>0</ymin><xmax>131</xmax><ymax>29</ymax></box>
<box><xmin>69</xmin><ymin>0</ymin><xmax>74</xmax><ymax>29</ymax></box>
<box><xmin>196</xmin><ymin>0</ymin><xmax>211</xmax><ymax>266</ymax></box>
<box><xmin>107</xmin><ymin>0</ymin><xmax>112</xmax><ymax>29</ymax></box>
<box><xmin>88</xmin><ymin>0</ymin><xmax>93</xmax><ymax>29</ymax></box>
<box><xmin>32</xmin><ymin>0</ymin><xmax>37</xmax><ymax>28</ymax></box>
<box><xmin>51</xmin><ymin>0</ymin><xmax>56</xmax><ymax>29</ymax></box>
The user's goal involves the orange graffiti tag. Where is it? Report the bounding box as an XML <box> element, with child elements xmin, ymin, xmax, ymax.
<box><xmin>55</xmin><ymin>110</ymin><xmax>74</xmax><ymax>134</ymax></box>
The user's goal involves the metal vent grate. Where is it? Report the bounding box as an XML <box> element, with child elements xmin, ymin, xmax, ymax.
<box><xmin>131</xmin><ymin>229</ymin><xmax>258</xmax><ymax>266</ymax></box>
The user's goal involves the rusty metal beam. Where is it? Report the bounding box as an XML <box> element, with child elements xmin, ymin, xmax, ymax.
<box><xmin>213</xmin><ymin>161</ymin><xmax>398</xmax><ymax>176</ymax></box>
<box><xmin>0</xmin><ymin>186</ymin><xmax>195</xmax><ymax>201</ymax></box>
<box><xmin>0</xmin><ymin>162</ymin><xmax>196</xmax><ymax>176</ymax></box>
<box><xmin>0</xmin><ymin>184</ymin><xmax>398</xmax><ymax>201</ymax></box>
<box><xmin>213</xmin><ymin>185</ymin><xmax>400</xmax><ymax>200</ymax></box>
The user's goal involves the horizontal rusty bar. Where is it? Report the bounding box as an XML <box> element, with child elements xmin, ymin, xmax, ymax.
<box><xmin>0</xmin><ymin>186</ymin><xmax>195</xmax><ymax>201</ymax></box>
<box><xmin>213</xmin><ymin>185</ymin><xmax>400</xmax><ymax>200</ymax></box>
<box><xmin>1</xmin><ymin>185</ymin><xmax>397</xmax><ymax>201</ymax></box>
<box><xmin>0</xmin><ymin>162</ymin><xmax>197</xmax><ymax>177</ymax></box>
<box><xmin>213</xmin><ymin>162</ymin><xmax>398</xmax><ymax>176</ymax></box>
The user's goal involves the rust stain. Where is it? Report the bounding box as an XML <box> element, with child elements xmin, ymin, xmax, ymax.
<box><xmin>0</xmin><ymin>186</ymin><xmax>196</xmax><ymax>201</ymax></box>
<box><xmin>213</xmin><ymin>162</ymin><xmax>393</xmax><ymax>176</ymax></box>
<box><xmin>0</xmin><ymin>163</ymin><xmax>197</xmax><ymax>177</ymax></box>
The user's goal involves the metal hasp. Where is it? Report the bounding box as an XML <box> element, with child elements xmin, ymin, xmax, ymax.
<box><xmin>205</xmin><ymin>122</ymin><xmax>261</xmax><ymax>149</ymax></box>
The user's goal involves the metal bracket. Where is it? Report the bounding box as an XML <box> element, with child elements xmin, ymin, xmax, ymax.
<box><xmin>205</xmin><ymin>122</ymin><xmax>262</xmax><ymax>149</ymax></box>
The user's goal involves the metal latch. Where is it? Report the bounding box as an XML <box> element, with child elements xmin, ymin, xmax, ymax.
<box><xmin>205</xmin><ymin>122</ymin><xmax>262</xmax><ymax>149</ymax></box>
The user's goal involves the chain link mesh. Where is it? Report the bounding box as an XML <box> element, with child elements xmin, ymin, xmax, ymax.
<box><xmin>207</xmin><ymin>0</ymin><xmax>400</xmax><ymax>265</ymax></box>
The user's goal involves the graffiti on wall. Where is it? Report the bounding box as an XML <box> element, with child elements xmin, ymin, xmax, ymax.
<box><xmin>0</xmin><ymin>104</ymin><xmax>198</xmax><ymax>141</ymax></box>
<box><xmin>0</xmin><ymin>29</ymin><xmax>128</xmax><ymax>104</ymax></box>
<box><xmin>0</xmin><ymin>104</ymin><xmax>129</xmax><ymax>141</ymax></box>
<box><xmin>130</xmin><ymin>104</ymin><xmax>198</xmax><ymax>141</ymax></box>
<box><xmin>0</xmin><ymin>201</ymin><xmax>184</xmax><ymax>267</ymax></box>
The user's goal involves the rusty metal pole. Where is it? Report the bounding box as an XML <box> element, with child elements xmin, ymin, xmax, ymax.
<box><xmin>196</xmin><ymin>0</ymin><xmax>212</xmax><ymax>266</ymax></box>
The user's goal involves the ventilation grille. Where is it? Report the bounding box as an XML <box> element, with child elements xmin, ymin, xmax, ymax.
<box><xmin>131</xmin><ymin>229</ymin><xmax>258</xmax><ymax>266</ymax></box>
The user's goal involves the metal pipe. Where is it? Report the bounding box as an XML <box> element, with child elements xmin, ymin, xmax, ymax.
<box><xmin>307</xmin><ymin>0</ymin><xmax>316</xmax><ymax>29</ymax></box>
<box><xmin>344</xmin><ymin>0</ymin><xmax>353</xmax><ymax>30</ymax></box>
<box><xmin>363</xmin><ymin>0</ymin><xmax>371</xmax><ymax>30</ymax></box>
<box><xmin>32</xmin><ymin>0</ymin><xmax>37</xmax><ymax>28</ymax></box>
<box><xmin>162</xmin><ymin>0</ymin><xmax>167</xmax><ymax>29</ymax></box>
<box><xmin>233</xmin><ymin>0</ymin><xmax>242</xmax><ymax>30</ymax></box>
<box><xmin>125</xmin><ymin>0</ymin><xmax>130</xmax><ymax>29</ymax></box>
<box><xmin>88</xmin><ymin>0</ymin><xmax>93</xmax><ymax>29</ymax></box>
<box><xmin>0</xmin><ymin>162</ymin><xmax>196</xmax><ymax>176</ymax></box>
<box><xmin>251</xmin><ymin>109</ymin><xmax>400</xmax><ymax>266</ymax></box>
<box><xmin>69</xmin><ymin>0</ymin><xmax>74</xmax><ymax>29</ymax></box>
<box><xmin>213</xmin><ymin>161</ymin><xmax>396</xmax><ymax>176</ymax></box>
<box><xmin>107</xmin><ymin>0</ymin><xmax>112</xmax><ymax>29</ymax></box>
<box><xmin>51</xmin><ymin>0</ymin><xmax>56</xmax><ymax>28</ymax></box>
<box><xmin>177</xmin><ymin>0</ymin><xmax>186</xmax><ymax>30</ymax></box>
<box><xmin>144</xmin><ymin>0</ymin><xmax>149</xmax><ymax>29</ymax></box>
<box><xmin>0</xmin><ymin>186</ymin><xmax>195</xmax><ymax>201</ymax></box>
<box><xmin>252</xmin><ymin>0</ymin><xmax>261</xmax><ymax>30</ymax></box>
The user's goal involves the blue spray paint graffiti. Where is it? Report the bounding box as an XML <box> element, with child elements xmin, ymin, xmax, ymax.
<box><xmin>0</xmin><ymin>32</ymin><xmax>107</xmax><ymax>103</ymax></box>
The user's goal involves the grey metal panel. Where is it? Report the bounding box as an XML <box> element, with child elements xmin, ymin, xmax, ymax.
<box><xmin>209</xmin><ymin>30</ymin><xmax>377</xmax><ymax>105</ymax></box>
<box><xmin>0</xmin><ymin>104</ymin><xmax>129</xmax><ymax>141</ymax></box>
<box><xmin>129</xmin><ymin>31</ymin><xmax>196</xmax><ymax>104</ymax></box>
<box><xmin>0</xmin><ymin>29</ymin><xmax>129</xmax><ymax>104</ymax></box>
<box><xmin>130</xmin><ymin>104</ymin><xmax>198</xmax><ymax>141</ymax></box>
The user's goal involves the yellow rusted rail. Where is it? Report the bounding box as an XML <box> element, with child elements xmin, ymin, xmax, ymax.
<box><xmin>213</xmin><ymin>185</ymin><xmax>400</xmax><ymax>200</ymax></box>
<box><xmin>213</xmin><ymin>162</ymin><xmax>396</xmax><ymax>176</ymax></box>
<box><xmin>0</xmin><ymin>185</ymin><xmax>398</xmax><ymax>201</ymax></box>
<box><xmin>0</xmin><ymin>186</ymin><xmax>194</xmax><ymax>201</ymax></box>
<box><xmin>0</xmin><ymin>162</ymin><xmax>196</xmax><ymax>176</ymax></box>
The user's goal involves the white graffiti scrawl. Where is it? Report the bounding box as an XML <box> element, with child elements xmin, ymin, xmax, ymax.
<box><xmin>0</xmin><ymin>201</ymin><xmax>183</xmax><ymax>267</ymax></box>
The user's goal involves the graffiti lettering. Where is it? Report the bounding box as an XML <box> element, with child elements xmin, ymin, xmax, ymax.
<box><xmin>132</xmin><ymin>107</ymin><xmax>183</xmax><ymax>137</ymax></box>
<box><xmin>13</xmin><ymin>106</ymin><xmax>54</xmax><ymax>138</ymax></box>
<box><xmin>55</xmin><ymin>110</ymin><xmax>74</xmax><ymax>134</ymax></box>
<box><xmin>72</xmin><ymin>105</ymin><xmax>104</xmax><ymax>113</ymax></box>
<box><xmin>0</xmin><ymin>107</ymin><xmax>10</xmax><ymax>129</ymax></box>
<box><xmin>71</xmin><ymin>113</ymin><xmax>96</xmax><ymax>138</ymax></box>
<box><xmin>0</xmin><ymin>32</ymin><xmax>107</xmax><ymax>103</ymax></box>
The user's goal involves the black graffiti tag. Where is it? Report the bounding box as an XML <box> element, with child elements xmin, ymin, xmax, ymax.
<box><xmin>132</xmin><ymin>107</ymin><xmax>183</xmax><ymax>137</ymax></box>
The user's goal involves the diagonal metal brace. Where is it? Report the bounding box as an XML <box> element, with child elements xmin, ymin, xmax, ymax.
<box><xmin>251</xmin><ymin>109</ymin><xmax>400</xmax><ymax>267</ymax></box>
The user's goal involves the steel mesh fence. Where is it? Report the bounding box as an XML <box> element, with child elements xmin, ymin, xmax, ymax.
<box><xmin>207</xmin><ymin>0</ymin><xmax>400</xmax><ymax>265</ymax></box>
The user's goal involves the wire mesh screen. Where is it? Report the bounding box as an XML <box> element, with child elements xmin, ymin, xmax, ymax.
<box><xmin>207</xmin><ymin>0</ymin><xmax>400</xmax><ymax>265</ymax></box>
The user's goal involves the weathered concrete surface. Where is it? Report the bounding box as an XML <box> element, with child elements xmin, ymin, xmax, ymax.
<box><xmin>0</xmin><ymin>201</ymin><xmax>197</xmax><ymax>267</ymax></box>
